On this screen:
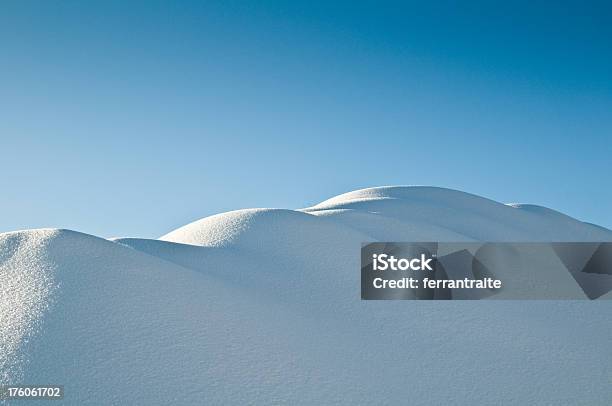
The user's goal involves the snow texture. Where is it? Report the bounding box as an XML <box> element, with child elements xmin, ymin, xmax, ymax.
<box><xmin>2</xmin><ymin>186</ymin><xmax>612</xmax><ymax>405</ymax></box>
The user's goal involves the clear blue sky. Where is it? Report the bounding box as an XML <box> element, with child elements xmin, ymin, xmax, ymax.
<box><xmin>1</xmin><ymin>1</ymin><xmax>611</xmax><ymax>237</ymax></box>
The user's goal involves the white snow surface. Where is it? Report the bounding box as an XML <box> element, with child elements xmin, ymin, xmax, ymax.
<box><xmin>2</xmin><ymin>186</ymin><xmax>612</xmax><ymax>405</ymax></box>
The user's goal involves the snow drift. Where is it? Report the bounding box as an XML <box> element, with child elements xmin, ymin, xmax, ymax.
<box><xmin>1</xmin><ymin>186</ymin><xmax>612</xmax><ymax>405</ymax></box>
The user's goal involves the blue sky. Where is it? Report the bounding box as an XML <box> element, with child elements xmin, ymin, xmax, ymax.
<box><xmin>1</xmin><ymin>1</ymin><xmax>611</xmax><ymax>237</ymax></box>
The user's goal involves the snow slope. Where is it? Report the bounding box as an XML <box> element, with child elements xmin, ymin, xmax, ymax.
<box><xmin>2</xmin><ymin>186</ymin><xmax>612</xmax><ymax>405</ymax></box>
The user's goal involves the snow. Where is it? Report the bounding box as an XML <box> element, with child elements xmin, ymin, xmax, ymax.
<box><xmin>2</xmin><ymin>186</ymin><xmax>612</xmax><ymax>404</ymax></box>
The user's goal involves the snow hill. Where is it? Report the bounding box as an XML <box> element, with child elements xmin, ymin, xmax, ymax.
<box><xmin>1</xmin><ymin>186</ymin><xmax>612</xmax><ymax>405</ymax></box>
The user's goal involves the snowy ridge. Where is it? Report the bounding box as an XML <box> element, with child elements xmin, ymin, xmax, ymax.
<box><xmin>1</xmin><ymin>186</ymin><xmax>612</xmax><ymax>404</ymax></box>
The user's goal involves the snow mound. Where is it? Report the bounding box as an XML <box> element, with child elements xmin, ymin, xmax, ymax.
<box><xmin>161</xmin><ymin>208</ymin><xmax>370</xmax><ymax>249</ymax></box>
<box><xmin>2</xmin><ymin>186</ymin><xmax>612</xmax><ymax>404</ymax></box>
<box><xmin>305</xmin><ymin>186</ymin><xmax>612</xmax><ymax>241</ymax></box>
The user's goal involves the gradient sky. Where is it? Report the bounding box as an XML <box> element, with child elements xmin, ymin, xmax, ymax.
<box><xmin>1</xmin><ymin>0</ymin><xmax>611</xmax><ymax>237</ymax></box>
